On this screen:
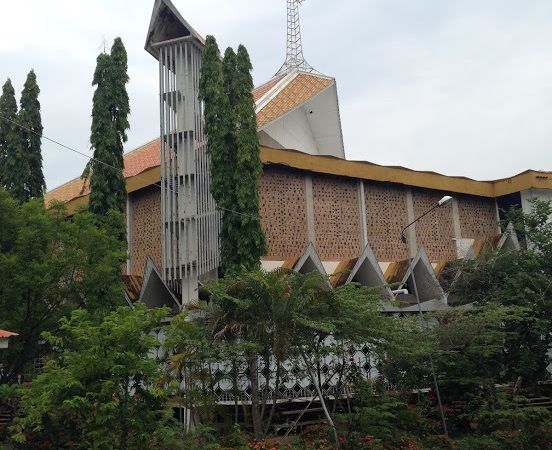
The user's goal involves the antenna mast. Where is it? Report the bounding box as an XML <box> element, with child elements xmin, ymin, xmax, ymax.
<box><xmin>275</xmin><ymin>0</ymin><xmax>318</xmax><ymax>76</ymax></box>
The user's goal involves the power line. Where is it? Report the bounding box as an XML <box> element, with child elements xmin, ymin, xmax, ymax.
<box><xmin>0</xmin><ymin>113</ymin><xmax>257</xmax><ymax>220</ymax></box>
<box><xmin>0</xmin><ymin>113</ymin><xmax>116</xmax><ymax>173</ymax></box>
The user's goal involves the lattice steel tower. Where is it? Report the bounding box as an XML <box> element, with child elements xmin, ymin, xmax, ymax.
<box><xmin>275</xmin><ymin>0</ymin><xmax>318</xmax><ymax>76</ymax></box>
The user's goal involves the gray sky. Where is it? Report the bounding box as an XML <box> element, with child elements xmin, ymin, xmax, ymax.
<box><xmin>1</xmin><ymin>0</ymin><xmax>552</xmax><ymax>190</ymax></box>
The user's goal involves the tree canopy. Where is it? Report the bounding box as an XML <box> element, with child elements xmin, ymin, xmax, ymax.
<box><xmin>0</xmin><ymin>78</ymin><xmax>24</xmax><ymax>201</ymax></box>
<box><xmin>85</xmin><ymin>38</ymin><xmax>129</xmax><ymax>217</ymax></box>
<box><xmin>199</xmin><ymin>36</ymin><xmax>266</xmax><ymax>275</ymax></box>
<box><xmin>0</xmin><ymin>189</ymin><xmax>126</xmax><ymax>384</ymax></box>
<box><xmin>12</xmin><ymin>304</ymin><xmax>180</xmax><ymax>450</ymax></box>
<box><xmin>0</xmin><ymin>72</ymin><xmax>46</xmax><ymax>203</ymax></box>
<box><xmin>18</xmin><ymin>70</ymin><xmax>45</xmax><ymax>200</ymax></box>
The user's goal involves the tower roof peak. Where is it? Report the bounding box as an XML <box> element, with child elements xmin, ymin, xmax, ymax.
<box><xmin>145</xmin><ymin>0</ymin><xmax>205</xmax><ymax>59</ymax></box>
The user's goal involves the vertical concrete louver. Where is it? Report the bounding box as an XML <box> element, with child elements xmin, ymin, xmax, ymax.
<box><xmin>146</xmin><ymin>0</ymin><xmax>220</xmax><ymax>305</ymax></box>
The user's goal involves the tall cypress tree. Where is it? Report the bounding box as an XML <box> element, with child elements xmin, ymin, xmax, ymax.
<box><xmin>86</xmin><ymin>38</ymin><xmax>129</xmax><ymax>217</ymax></box>
<box><xmin>219</xmin><ymin>47</ymin><xmax>240</xmax><ymax>273</ymax></box>
<box><xmin>199</xmin><ymin>36</ymin><xmax>233</xmax><ymax>206</ymax></box>
<box><xmin>232</xmin><ymin>45</ymin><xmax>267</xmax><ymax>270</ymax></box>
<box><xmin>19</xmin><ymin>69</ymin><xmax>45</xmax><ymax>199</ymax></box>
<box><xmin>200</xmin><ymin>39</ymin><xmax>267</xmax><ymax>274</ymax></box>
<box><xmin>0</xmin><ymin>79</ymin><xmax>25</xmax><ymax>201</ymax></box>
<box><xmin>199</xmin><ymin>37</ymin><xmax>237</xmax><ymax>274</ymax></box>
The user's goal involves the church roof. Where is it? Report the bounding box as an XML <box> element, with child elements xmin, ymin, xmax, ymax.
<box><xmin>44</xmin><ymin>139</ymin><xmax>160</xmax><ymax>207</ymax></box>
<box><xmin>45</xmin><ymin>137</ymin><xmax>552</xmax><ymax>211</ymax></box>
<box><xmin>253</xmin><ymin>75</ymin><xmax>287</xmax><ymax>102</ymax></box>
<box><xmin>255</xmin><ymin>72</ymin><xmax>333</xmax><ymax>128</ymax></box>
<box><xmin>254</xmin><ymin>70</ymin><xmax>345</xmax><ymax>158</ymax></box>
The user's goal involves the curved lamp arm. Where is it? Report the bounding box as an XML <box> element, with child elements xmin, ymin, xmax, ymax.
<box><xmin>400</xmin><ymin>195</ymin><xmax>453</xmax><ymax>243</ymax></box>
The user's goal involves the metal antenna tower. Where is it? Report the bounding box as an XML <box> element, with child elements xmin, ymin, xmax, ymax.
<box><xmin>275</xmin><ymin>0</ymin><xmax>318</xmax><ymax>76</ymax></box>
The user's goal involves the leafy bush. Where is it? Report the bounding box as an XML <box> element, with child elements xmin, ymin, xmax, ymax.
<box><xmin>333</xmin><ymin>380</ymin><xmax>434</xmax><ymax>449</ymax></box>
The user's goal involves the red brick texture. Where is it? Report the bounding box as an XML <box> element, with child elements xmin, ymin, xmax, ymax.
<box><xmin>259</xmin><ymin>166</ymin><xmax>308</xmax><ymax>260</ymax></box>
<box><xmin>312</xmin><ymin>174</ymin><xmax>362</xmax><ymax>260</ymax></box>
<box><xmin>457</xmin><ymin>195</ymin><xmax>498</xmax><ymax>238</ymax></box>
<box><xmin>412</xmin><ymin>189</ymin><xmax>456</xmax><ymax>261</ymax></box>
<box><xmin>130</xmin><ymin>186</ymin><xmax>162</xmax><ymax>276</ymax></box>
<box><xmin>126</xmin><ymin>168</ymin><xmax>499</xmax><ymax>266</ymax></box>
<box><xmin>364</xmin><ymin>182</ymin><xmax>409</xmax><ymax>262</ymax></box>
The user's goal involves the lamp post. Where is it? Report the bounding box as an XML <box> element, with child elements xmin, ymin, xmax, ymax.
<box><xmin>400</xmin><ymin>195</ymin><xmax>452</xmax><ymax>437</ymax></box>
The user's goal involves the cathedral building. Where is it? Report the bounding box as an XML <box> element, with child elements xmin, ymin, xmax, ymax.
<box><xmin>45</xmin><ymin>0</ymin><xmax>552</xmax><ymax>311</ymax></box>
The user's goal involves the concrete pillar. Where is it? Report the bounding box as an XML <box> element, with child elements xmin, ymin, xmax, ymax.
<box><xmin>451</xmin><ymin>198</ymin><xmax>463</xmax><ymax>259</ymax></box>
<box><xmin>305</xmin><ymin>174</ymin><xmax>317</xmax><ymax>246</ymax></box>
<box><xmin>126</xmin><ymin>195</ymin><xmax>132</xmax><ymax>275</ymax></box>
<box><xmin>451</xmin><ymin>198</ymin><xmax>462</xmax><ymax>240</ymax></box>
<box><xmin>405</xmin><ymin>188</ymin><xmax>417</xmax><ymax>259</ymax></box>
<box><xmin>358</xmin><ymin>180</ymin><xmax>368</xmax><ymax>248</ymax></box>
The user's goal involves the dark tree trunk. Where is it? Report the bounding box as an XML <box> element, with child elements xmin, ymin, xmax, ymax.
<box><xmin>248</xmin><ymin>356</ymin><xmax>262</xmax><ymax>439</ymax></box>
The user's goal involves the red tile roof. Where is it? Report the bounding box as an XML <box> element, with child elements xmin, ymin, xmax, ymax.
<box><xmin>45</xmin><ymin>74</ymin><xmax>336</xmax><ymax>205</ymax></box>
<box><xmin>252</xmin><ymin>74</ymin><xmax>286</xmax><ymax>102</ymax></box>
<box><xmin>0</xmin><ymin>330</ymin><xmax>18</xmax><ymax>338</ymax></box>
<box><xmin>45</xmin><ymin>139</ymin><xmax>160</xmax><ymax>206</ymax></box>
<box><xmin>256</xmin><ymin>74</ymin><xmax>334</xmax><ymax>128</ymax></box>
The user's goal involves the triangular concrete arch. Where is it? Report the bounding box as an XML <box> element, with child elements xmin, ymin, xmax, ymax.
<box><xmin>465</xmin><ymin>222</ymin><xmax>520</xmax><ymax>260</ymax></box>
<box><xmin>293</xmin><ymin>242</ymin><xmax>328</xmax><ymax>277</ymax></box>
<box><xmin>497</xmin><ymin>222</ymin><xmax>521</xmax><ymax>252</ymax></box>
<box><xmin>385</xmin><ymin>248</ymin><xmax>445</xmax><ymax>304</ymax></box>
<box><xmin>343</xmin><ymin>243</ymin><xmax>393</xmax><ymax>299</ymax></box>
<box><xmin>139</xmin><ymin>257</ymin><xmax>181</xmax><ymax>313</ymax></box>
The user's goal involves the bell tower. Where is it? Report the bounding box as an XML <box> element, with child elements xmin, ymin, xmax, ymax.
<box><xmin>145</xmin><ymin>0</ymin><xmax>220</xmax><ymax>305</ymax></box>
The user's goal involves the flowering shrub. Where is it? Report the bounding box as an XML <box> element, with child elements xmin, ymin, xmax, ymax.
<box><xmin>247</xmin><ymin>440</ymin><xmax>293</xmax><ymax>450</ymax></box>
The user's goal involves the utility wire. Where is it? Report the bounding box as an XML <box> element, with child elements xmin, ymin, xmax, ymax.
<box><xmin>0</xmin><ymin>114</ymin><xmax>257</xmax><ymax>220</ymax></box>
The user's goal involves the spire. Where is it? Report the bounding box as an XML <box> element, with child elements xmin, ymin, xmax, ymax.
<box><xmin>275</xmin><ymin>0</ymin><xmax>319</xmax><ymax>76</ymax></box>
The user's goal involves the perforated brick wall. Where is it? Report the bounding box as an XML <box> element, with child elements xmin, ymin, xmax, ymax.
<box><xmin>130</xmin><ymin>186</ymin><xmax>162</xmax><ymax>276</ymax></box>
<box><xmin>259</xmin><ymin>166</ymin><xmax>308</xmax><ymax>260</ymax></box>
<box><xmin>364</xmin><ymin>182</ymin><xmax>409</xmax><ymax>261</ymax></box>
<box><xmin>458</xmin><ymin>195</ymin><xmax>498</xmax><ymax>238</ymax></box>
<box><xmin>412</xmin><ymin>189</ymin><xmax>456</xmax><ymax>261</ymax></box>
<box><xmin>312</xmin><ymin>174</ymin><xmax>362</xmax><ymax>260</ymax></box>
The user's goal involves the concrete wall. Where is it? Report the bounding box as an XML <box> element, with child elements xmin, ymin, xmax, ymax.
<box><xmin>263</xmin><ymin>108</ymin><xmax>320</xmax><ymax>155</ymax></box>
<box><xmin>520</xmin><ymin>188</ymin><xmax>552</xmax><ymax>214</ymax></box>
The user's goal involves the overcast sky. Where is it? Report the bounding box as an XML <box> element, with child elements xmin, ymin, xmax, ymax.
<box><xmin>1</xmin><ymin>0</ymin><xmax>552</xmax><ymax>190</ymax></box>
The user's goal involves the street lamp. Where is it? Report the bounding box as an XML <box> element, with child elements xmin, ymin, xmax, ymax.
<box><xmin>399</xmin><ymin>195</ymin><xmax>453</xmax><ymax>437</ymax></box>
<box><xmin>401</xmin><ymin>195</ymin><xmax>453</xmax><ymax>244</ymax></box>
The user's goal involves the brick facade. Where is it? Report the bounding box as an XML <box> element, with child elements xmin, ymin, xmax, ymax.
<box><xmin>126</xmin><ymin>167</ymin><xmax>499</xmax><ymax>267</ymax></box>
<box><xmin>412</xmin><ymin>189</ymin><xmax>456</xmax><ymax>261</ymax></box>
<box><xmin>312</xmin><ymin>174</ymin><xmax>362</xmax><ymax>260</ymax></box>
<box><xmin>259</xmin><ymin>166</ymin><xmax>309</xmax><ymax>260</ymax></box>
<box><xmin>129</xmin><ymin>186</ymin><xmax>162</xmax><ymax>276</ymax></box>
<box><xmin>364</xmin><ymin>182</ymin><xmax>409</xmax><ymax>262</ymax></box>
<box><xmin>457</xmin><ymin>195</ymin><xmax>498</xmax><ymax>238</ymax></box>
